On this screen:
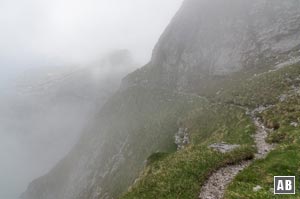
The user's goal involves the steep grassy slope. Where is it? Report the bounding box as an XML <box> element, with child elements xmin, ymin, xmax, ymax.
<box><xmin>215</xmin><ymin>64</ymin><xmax>300</xmax><ymax>107</ymax></box>
<box><xmin>121</xmin><ymin>64</ymin><xmax>300</xmax><ymax>199</ymax></box>
<box><xmin>224</xmin><ymin>71</ymin><xmax>300</xmax><ymax>198</ymax></box>
<box><xmin>121</xmin><ymin>103</ymin><xmax>256</xmax><ymax>199</ymax></box>
<box><xmin>88</xmin><ymin>86</ymin><xmax>205</xmax><ymax>198</ymax></box>
<box><xmin>22</xmin><ymin>85</ymin><xmax>210</xmax><ymax>199</ymax></box>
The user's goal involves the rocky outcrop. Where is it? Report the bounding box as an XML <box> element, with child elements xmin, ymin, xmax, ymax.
<box><xmin>175</xmin><ymin>127</ymin><xmax>190</xmax><ymax>150</ymax></box>
<box><xmin>124</xmin><ymin>0</ymin><xmax>300</xmax><ymax>91</ymax></box>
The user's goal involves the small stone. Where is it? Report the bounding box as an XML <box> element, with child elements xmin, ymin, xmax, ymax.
<box><xmin>279</xmin><ymin>94</ymin><xmax>287</xmax><ymax>102</ymax></box>
<box><xmin>253</xmin><ymin>185</ymin><xmax>262</xmax><ymax>192</ymax></box>
<box><xmin>209</xmin><ymin>143</ymin><xmax>240</xmax><ymax>153</ymax></box>
<box><xmin>290</xmin><ymin>122</ymin><xmax>298</xmax><ymax>127</ymax></box>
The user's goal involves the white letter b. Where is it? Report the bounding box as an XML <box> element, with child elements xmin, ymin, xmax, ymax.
<box><xmin>286</xmin><ymin>180</ymin><xmax>292</xmax><ymax>191</ymax></box>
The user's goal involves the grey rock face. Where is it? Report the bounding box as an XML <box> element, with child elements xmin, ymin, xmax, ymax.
<box><xmin>175</xmin><ymin>127</ymin><xmax>190</xmax><ymax>150</ymax></box>
<box><xmin>125</xmin><ymin>0</ymin><xmax>300</xmax><ymax>91</ymax></box>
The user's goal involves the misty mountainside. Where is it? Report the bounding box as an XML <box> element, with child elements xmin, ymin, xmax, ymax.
<box><xmin>18</xmin><ymin>49</ymin><xmax>137</xmax><ymax>103</ymax></box>
<box><xmin>14</xmin><ymin>49</ymin><xmax>137</xmax><ymax>165</ymax></box>
<box><xmin>17</xmin><ymin>49</ymin><xmax>136</xmax><ymax>143</ymax></box>
<box><xmin>22</xmin><ymin>1</ymin><xmax>300</xmax><ymax>199</ymax></box>
<box><xmin>124</xmin><ymin>0</ymin><xmax>300</xmax><ymax>93</ymax></box>
<box><xmin>0</xmin><ymin>49</ymin><xmax>137</xmax><ymax>199</ymax></box>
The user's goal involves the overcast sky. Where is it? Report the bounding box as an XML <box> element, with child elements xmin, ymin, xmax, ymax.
<box><xmin>0</xmin><ymin>0</ymin><xmax>183</xmax><ymax>71</ymax></box>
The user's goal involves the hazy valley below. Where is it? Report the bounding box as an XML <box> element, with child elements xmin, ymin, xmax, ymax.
<box><xmin>0</xmin><ymin>50</ymin><xmax>138</xmax><ymax>199</ymax></box>
<box><xmin>0</xmin><ymin>1</ymin><xmax>182</xmax><ymax>198</ymax></box>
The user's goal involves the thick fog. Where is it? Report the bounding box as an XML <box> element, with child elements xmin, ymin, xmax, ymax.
<box><xmin>1</xmin><ymin>0</ymin><xmax>183</xmax><ymax>65</ymax></box>
<box><xmin>0</xmin><ymin>1</ymin><xmax>183</xmax><ymax>199</ymax></box>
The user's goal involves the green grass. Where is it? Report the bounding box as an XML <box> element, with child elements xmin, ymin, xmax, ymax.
<box><xmin>89</xmin><ymin>86</ymin><xmax>209</xmax><ymax>198</ymax></box>
<box><xmin>226</xmin><ymin>93</ymin><xmax>300</xmax><ymax>199</ymax></box>
<box><xmin>225</xmin><ymin>145</ymin><xmax>300</xmax><ymax>199</ymax></box>
<box><xmin>123</xmin><ymin>146</ymin><xmax>254</xmax><ymax>199</ymax></box>
<box><xmin>120</xmin><ymin>64</ymin><xmax>300</xmax><ymax>199</ymax></box>
<box><xmin>224</xmin><ymin>65</ymin><xmax>300</xmax><ymax>199</ymax></box>
<box><xmin>215</xmin><ymin>64</ymin><xmax>300</xmax><ymax>107</ymax></box>
<box><xmin>121</xmin><ymin>103</ymin><xmax>255</xmax><ymax>199</ymax></box>
<box><xmin>69</xmin><ymin>85</ymin><xmax>210</xmax><ymax>199</ymax></box>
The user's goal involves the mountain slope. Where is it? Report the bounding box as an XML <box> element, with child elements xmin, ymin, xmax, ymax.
<box><xmin>22</xmin><ymin>1</ymin><xmax>300</xmax><ymax>199</ymax></box>
<box><xmin>124</xmin><ymin>0</ymin><xmax>300</xmax><ymax>92</ymax></box>
<box><xmin>224</xmin><ymin>64</ymin><xmax>300</xmax><ymax>199</ymax></box>
<box><xmin>14</xmin><ymin>50</ymin><xmax>137</xmax><ymax>199</ymax></box>
<box><xmin>22</xmin><ymin>86</ymin><xmax>206</xmax><ymax>199</ymax></box>
<box><xmin>122</xmin><ymin>63</ymin><xmax>300</xmax><ymax>199</ymax></box>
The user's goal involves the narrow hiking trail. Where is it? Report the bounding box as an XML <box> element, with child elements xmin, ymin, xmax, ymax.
<box><xmin>199</xmin><ymin>108</ymin><xmax>275</xmax><ymax>199</ymax></box>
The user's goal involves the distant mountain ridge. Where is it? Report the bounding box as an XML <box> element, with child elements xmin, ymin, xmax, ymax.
<box><xmin>18</xmin><ymin>49</ymin><xmax>136</xmax><ymax>97</ymax></box>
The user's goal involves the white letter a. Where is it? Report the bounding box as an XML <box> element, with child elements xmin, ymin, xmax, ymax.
<box><xmin>277</xmin><ymin>180</ymin><xmax>284</xmax><ymax>190</ymax></box>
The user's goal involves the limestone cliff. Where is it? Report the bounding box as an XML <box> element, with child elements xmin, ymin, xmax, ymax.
<box><xmin>124</xmin><ymin>0</ymin><xmax>300</xmax><ymax>91</ymax></box>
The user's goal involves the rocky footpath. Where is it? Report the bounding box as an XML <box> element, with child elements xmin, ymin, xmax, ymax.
<box><xmin>199</xmin><ymin>108</ymin><xmax>274</xmax><ymax>199</ymax></box>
